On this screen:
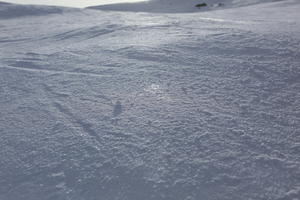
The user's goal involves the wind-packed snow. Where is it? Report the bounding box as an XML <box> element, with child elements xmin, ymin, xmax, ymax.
<box><xmin>0</xmin><ymin>0</ymin><xmax>300</xmax><ymax>200</ymax></box>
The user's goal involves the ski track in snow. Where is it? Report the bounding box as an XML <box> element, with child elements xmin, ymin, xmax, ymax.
<box><xmin>0</xmin><ymin>1</ymin><xmax>300</xmax><ymax>200</ymax></box>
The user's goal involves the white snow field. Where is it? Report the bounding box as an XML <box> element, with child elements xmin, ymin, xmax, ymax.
<box><xmin>0</xmin><ymin>0</ymin><xmax>300</xmax><ymax>200</ymax></box>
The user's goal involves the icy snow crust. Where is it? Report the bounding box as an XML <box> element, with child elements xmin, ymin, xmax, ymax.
<box><xmin>0</xmin><ymin>0</ymin><xmax>300</xmax><ymax>200</ymax></box>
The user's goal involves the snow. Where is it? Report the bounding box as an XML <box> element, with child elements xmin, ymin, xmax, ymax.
<box><xmin>0</xmin><ymin>1</ymin><xmax>77</xmax><ymax>19</ymax></box>
<box><xmin>87</xmin><ymin>0</ymin><xmax>285</xmax><ymax>13</ymax></box>
<box><xmin>0</xmin><ymin>0</ymin><xmax>300</xmax><ymax>200</ymax></box>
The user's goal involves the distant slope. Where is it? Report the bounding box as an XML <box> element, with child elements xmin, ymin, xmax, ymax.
<box><xmin>87</xmin><ymin>0</ymin><xmax>210</xmax><ymax>13</ymax></box>
<box><xmin>0</xmin><ymin>1</ymin><xmax>76</xmax><ymax>19</ymax></box>
<box><xmin>87</xmin><ymin>0</ymin><xmax>285</xmax><ymax>13</ymax></box>
<box><xmin>0</xmin><ymin>1</ymin><xmax>10</xmax><ymax>5</ymax></box>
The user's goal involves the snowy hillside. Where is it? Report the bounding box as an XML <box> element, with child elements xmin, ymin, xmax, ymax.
<box><xmin>0</xmin><ymin>0</ymin><xmax>300</xmax><ymax>200</ymax></box>
<box><xmin>87</xmin><ymin>0</ymin><xmax>285</xmax><ymax>13</ymax></box>
<box><xmin>0</xmin><ymin>1</ymin><xmax>76</xmax><ymax>19</ymax></box>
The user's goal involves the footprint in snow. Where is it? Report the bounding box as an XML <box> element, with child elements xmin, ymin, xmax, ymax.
<box><xmin>113</xmin><ymin>100</ymin><xmax>122</xmax><ymax>117</ymax></box>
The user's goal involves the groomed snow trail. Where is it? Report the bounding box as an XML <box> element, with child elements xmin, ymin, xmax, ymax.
<box><xmin>0</xmin><ymin>1</ymin><xmax>300</xmax><ymax>200</ymax></box>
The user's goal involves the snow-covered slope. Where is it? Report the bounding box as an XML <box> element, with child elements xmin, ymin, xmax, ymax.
<box><xmin>87</xmin><ymin>0</ymin><xmax>284</xmax><ymax>13</ymax></box>
<box><xmin>0</xmin><ymin>1</ymin><xmax>76</xmax><ymax>19</ymax></box>
<box><xmin>0</xmin><ymin>0</ymin><xmax>300</xmax><ymax>200</ymax></box>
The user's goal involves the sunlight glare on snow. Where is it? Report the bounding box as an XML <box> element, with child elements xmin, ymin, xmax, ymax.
<box><xmin>144</xmin><ymin>84</ymin><xmax>161</xmax><ymax>94</ymax></box>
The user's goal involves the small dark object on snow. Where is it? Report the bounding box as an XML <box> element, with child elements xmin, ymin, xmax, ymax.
<box><xmin>196</xmin><ymin>3</ymin><xmax>207</xmax><ymax>8</ymax></box>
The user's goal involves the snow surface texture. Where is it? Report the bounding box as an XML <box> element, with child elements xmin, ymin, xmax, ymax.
<box><xmin>0</xmin><ymin>0</ymin><xmax>300</xmax><ymax>200</ymax></box>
